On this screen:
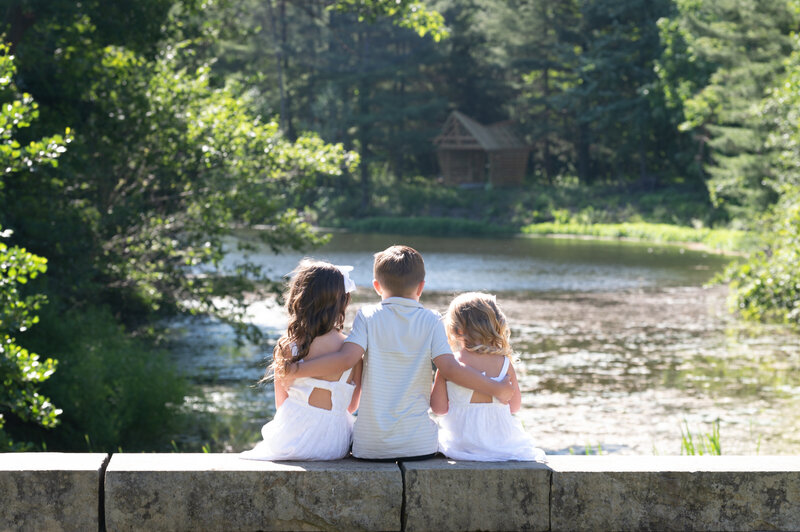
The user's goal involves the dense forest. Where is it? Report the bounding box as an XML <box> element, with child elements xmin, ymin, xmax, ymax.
<box><xmin>1</xmin><ymin>0</ymin><xmax>798</xmax><ymax>451</ymax></box>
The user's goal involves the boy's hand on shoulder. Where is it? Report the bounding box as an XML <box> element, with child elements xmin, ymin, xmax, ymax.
<box><xmin>494</xmin><ymin>375</ymin><xmax>514</xmax><ymax>404</ymax></box>
<box><xmin>282</xmin><ymin>360</ymin><xmax>300</xmax><ymax>387</ymax></box>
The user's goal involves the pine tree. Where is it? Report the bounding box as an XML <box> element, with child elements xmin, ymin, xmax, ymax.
<box><xmin>561</xmin><ymin>0</ymin><xmax>673</xmax><ymax>183</ymax></box>
<box><xmin>662</xmin><ymin>0</ymin><xmax>797</xmax><ymax>219</ymax></box>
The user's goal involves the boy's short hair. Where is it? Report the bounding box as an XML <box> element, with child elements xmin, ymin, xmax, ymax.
<box><xmin>373</xmin><ymin>245</ymin><xmax>425</xmax><ymax>296</ymax></box>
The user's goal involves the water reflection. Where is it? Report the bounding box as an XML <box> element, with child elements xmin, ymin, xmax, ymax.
<box><xmin>484</xmin><ymin>287</ymin><xmax>800</xmax><ymax>455</ymax></box>
<box><xmin>226</xmin><ymin>231</ymin><xmax>730</xmax><ymax>292</ymax></box>
<box><xmin>166</xmin><ymin>233</ymin><xmax>799</xmax><ymax>455</ymax></box>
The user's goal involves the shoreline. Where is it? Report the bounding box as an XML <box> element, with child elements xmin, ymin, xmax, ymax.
<box><xmin>519</xmin><ymin>232</ymin><xmax>748</xmax><ymax>257</ymax></box>
<box><xmin>307</xmin><ymin>222</ymin><xmax>751</xmax><ymax>257</ymax></box>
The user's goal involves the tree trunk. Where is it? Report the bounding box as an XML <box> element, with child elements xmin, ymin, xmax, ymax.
<box><xmin>5</xmin><ymin>3</ymin><xmax>36</xmax><ymax>53</ymax></box>
<box><xmin>543</xmin><ymin>66</ymin><xmax>553</xmax><ymax>184</ymax></box>
<box><xmin>279</xmin><ymin>0</ymin><xmax>296</xmax><ymax>140</ymax></box>
<box><xmin>265</xmin><ymin>0</ymin><xmax>288</xmax><ymax>134</ymax></box>
<box><xmin>357</xmin><ymin>30</ymin><xmax>371</xmax><ymax>212</ymax></box>
<box><xmin>577</xmin><ymin>122</ymin><xmax>591</xmax><ymax>183</ymax></box>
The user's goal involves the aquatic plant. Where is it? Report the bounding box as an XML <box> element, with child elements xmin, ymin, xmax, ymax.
<box><xmin>680</xmin><ymin>418</ymin><xmax>722</xmax><ymax>455</ymax></box>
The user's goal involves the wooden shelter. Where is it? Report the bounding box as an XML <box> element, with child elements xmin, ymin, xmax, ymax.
<box><xmin>433</xmin><ymin>111</ymin><xmax>529</xmax><ymax>186</ymax></box>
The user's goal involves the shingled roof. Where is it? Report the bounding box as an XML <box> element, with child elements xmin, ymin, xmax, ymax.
<box><xmin>434</xmin><ymin>111</ymin><xmax>528</xmax><ymax>151</ymax></box>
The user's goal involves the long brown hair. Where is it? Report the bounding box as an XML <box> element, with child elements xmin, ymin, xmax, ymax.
<box><xmin>266</xmin><ymin>259</ymin><xmax>350</xmax><ymax>380</ymax></box>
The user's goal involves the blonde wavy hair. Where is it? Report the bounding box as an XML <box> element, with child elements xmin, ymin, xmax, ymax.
<box><xmin>445</xmin><ymin>292</ymin><xmax>512</xmax><ymax>358</ymax></box>
<box><xmin>264</xmin><ymin>259</ymin><xmax>350</xmax><ymax>381</ymax></box>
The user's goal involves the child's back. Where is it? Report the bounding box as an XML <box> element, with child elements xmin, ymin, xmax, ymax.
<box><xmin>240</xmin><ymin>260</ymin><xmax>361</xmax><ymax>461</ymax></box>
<box><xmin>436</xmin><ymin>353</ymin><xmax>544</xmax><ymax>462</ymax></box>
<box><xmin>347</xmin><ymin>296</ymin><xmax>452</xmax><ymax>459</ymax></box>
<box><xmin>241</xmin><ymin>331</ymin><xmax>358</xmax><ymax>461</ymax></box>
<box><xmin>431</xmin><ymin>292</ymin><xmax>546</xmax><ymax>462</ymax></box>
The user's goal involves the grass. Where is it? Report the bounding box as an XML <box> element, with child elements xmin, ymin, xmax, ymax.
<box><xmin>342</xmin><ymin>216</ymin><xmax>755</xmax><ymax>254</ymax></box>
<box><xmin>568</xmin><ymin>443</ymin><xmax>605</xmax><ymax>455</ymax></box>
<box><xmin>314</xmin><ymin>175</ymin><xmax>760</xmax><ymax>253</ymax></box>
<box><xmin>521</xmin><ymin>222</ymin><xmax>756</xmax><ymax>254</ymax></box>
<box><xmin>680</xmin><ymin>418</ymin><xmax>722</xmax><ymax>455</ymax></box>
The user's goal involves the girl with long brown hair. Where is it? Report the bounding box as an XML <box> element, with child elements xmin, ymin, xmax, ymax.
<box><xmin>241</xmin><ymin>259</ymin><xmax>361</xmax><ymax>460</ymax></box>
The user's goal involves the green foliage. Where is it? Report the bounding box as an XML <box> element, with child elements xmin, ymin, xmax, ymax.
<box><xmin>4</xmin><ymin>0</ymin><xmax>174</xmax><ymax>55</ymax></box>
<box><xmin>198</xmin><ymin>0</ymin><xmax>717</xmax><ymax>193</ymax></box>
<box><xmin>0</xmin><ymin>41</ymin><xmax>67</xmax><ymax>450</ymax></box>
<box><xmin>87</xmin><ymin>43</ymin><xmax>355</xmax><ymax>310</ymax></box>
<box><xmin>724</xmin><ymin>29</ymin><xmax>800</xmax><ymax>327</ymax></box>
<box><xmin>0</xmin><ymin>42</ymin><xmax>72</xmax><ymax>181</ymax></box>
<box><xmin>482</xmin><ymin>0</ymin><xmax>680</xmax><ymax>183</ymax></box>
<box><xmin>327</xmin><ymin>173</ymin><xmax>720</xmax><ymax>228</ymax></box>
<box><xmin>76</xmin><ymin>43</ymin><xmax>356</xmax><ymax>323</ymax></box>
<box><xmin>334</xmin><ymin>0</ymin><xmax>448</xmax><ymax>41</ymax></box>
<box><xmin>0</xmin><ymin>231</ymin><xmax>60</xmax><ymax>450</ymax></box>
<box><xmin>726</xmin><ymin>220</ymin><xmax>800</xmax><ymax>325</ymax></box>
<box><xmin>658</xmin><ymin>0</ymin><xmax>797</xmax><ymax>218</ymax></box>
<box><xmin>4</xmin><ymin>32</ymin><xmax>358</xmax><ymax>335</ymax></box>
<box><xmin>521</xmin><ymin>221</ymin><xmax>752</xmax><ymax>253</ymax></box>
<box><xmin>680</xmin><ymin>418</ymin><xmax>722</xmax><ymax>455</ymax></box>
<box><xmin>31</xmin><ymin>304</ymin><xmax>186</xmax><ymax>451</ymax></box>
<box><xmin>345</xmin><ymin>216</ymin><xmax>514</xmax><ymax>237</ymax></box>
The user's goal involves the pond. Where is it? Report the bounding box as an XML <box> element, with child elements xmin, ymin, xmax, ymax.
<box><xmin>166</xmin><ymin>232</ymin><xmax>800</xmax><ymax>455</ymax></box>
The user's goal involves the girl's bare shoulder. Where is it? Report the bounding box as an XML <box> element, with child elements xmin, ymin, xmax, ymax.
<box><xmin>307</xmin><ymin>329</ymin><xmax>347</xmax><ymax>359</ymax></box>
<box><xmin>453</xmin><ymin>350</ymin><xmax>470</xmax><ymax>366</ymax></box>
<box><xmin>460</xmin><ymin>350</ymin><xmax>506</xmax><ymax>376</ymax></box>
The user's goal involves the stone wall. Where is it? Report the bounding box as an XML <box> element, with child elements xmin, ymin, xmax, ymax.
<box><xmin>2</xmin><ymin>453</ymin><xmax>800</xmax><ymax>531</ymax></box>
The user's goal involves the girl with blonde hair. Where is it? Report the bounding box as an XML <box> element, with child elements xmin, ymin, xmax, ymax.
<box><xmin>241</xmin><ymin>259</ymin><xmax>361</xmax><ymax>460</ymax></box>
<box><xmin>431</xmin><ymin>292</ymin><xmax>545</xmax><ymax>462</ymax></box>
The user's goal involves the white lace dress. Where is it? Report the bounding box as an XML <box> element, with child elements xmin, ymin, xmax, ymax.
<box><xmin>241</xmin><ymin>369</ymin><xmax>355</xmax><ymax>461</ymax></box>
<box><xmin>436</xmin><ymin>357</ymin><xmax>546</xmax><ymax>462</ymax></box>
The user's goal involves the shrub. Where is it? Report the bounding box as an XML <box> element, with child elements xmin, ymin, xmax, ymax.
<box><xmin>29</xmin><ymin>304</ymin><xmax>187</xmax><ymax>451</ymax></box>
<box><xmin>345</xmin><ymin>216</ymin><xmax>514</xmax><ymax>237</ymax></box>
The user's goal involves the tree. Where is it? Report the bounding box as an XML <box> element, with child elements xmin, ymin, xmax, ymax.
<box><xmin>0</xmin><ymin>233</ymin><xmax>58</xmax><ymax>450</ymax></box>
<box><xmin>198</xmin><ymin>0</ymin><xmax>451</xmax><ymax>214</ymax></box>
<box><xmin>476</xmin><ymin>0</ymin><xmax>676</xmax><ymax>184</ymax></box>
<box><xmin>2</xmin><ymin>2</ymin><xmax>360</xmax><ymax>331</ymax></box>
<box><xmin>332</xmin><ymin>0</ymin><xmax>447</xmax><ymax>41</ymax></box>
<box><xmin>726</xmin><ymin>31</ymin><xmax>800</xmax><ymax>326</ymax></box>
<box><xmin>0</xmin><ymin>0</ymin><xmax>446</xmax><ymax>450</ymax></box>
<box><xmin>0</xmin><ymin>42</ymin><xmax>67</xmax><ymax>449</ymax></box>
<box><xmin>480</xmin><ymin>0</ymin><xmax>582</xmax><ymax>181</ymax></box>
<box><xmin>659</xmin><ymin>0</ymin><xmax>797</xmax><ymax>219</ymax></box>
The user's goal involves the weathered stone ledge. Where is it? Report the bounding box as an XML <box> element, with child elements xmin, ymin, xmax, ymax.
<box><xmin>105</xmin><ymin>454</ymin><xmax>401</xmax><ymax>531</ymax></box>
<box><xmin>2</xmin><ymin>454</ymin><xmax>800</xmax><ymax>531</ymax></box>
<box><xmin>0</xmin><ymin>453</ymin><xmax>107</xmax><ymax>532</ymax></box>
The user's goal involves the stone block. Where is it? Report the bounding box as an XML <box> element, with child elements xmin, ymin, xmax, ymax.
<box><xmin>104</xmin><ymin>454</ymin><xmax>402</xmax><ymax>531</ymax></box>
<box><xmin>0</xmin><ymin>452</ymin><xmax>108</xmax><ymax>532</ymax></box>
<box><xmin>401</xmin><ymin>458</ymin><xmax>551</xmax><ymax>532</ymax></box>
<box><xmin>549</xmin><ymin>455</ymin><xmax>800</xmax><ymax>531</ymax></box>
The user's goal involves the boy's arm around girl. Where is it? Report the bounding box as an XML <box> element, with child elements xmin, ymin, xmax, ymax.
<box><xmin>285</xmin><ymin>341</ymin><xmax>514</xmax><ymax>404</ymax></box>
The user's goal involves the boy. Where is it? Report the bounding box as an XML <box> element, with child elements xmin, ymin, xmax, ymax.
<box><xmin>286</xmin><ymin>245</ymin><xmax>512</xmax><ymax>460</ymax></box>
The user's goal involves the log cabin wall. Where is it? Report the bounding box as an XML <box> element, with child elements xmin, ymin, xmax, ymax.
<box><xmin>434</xmin><ymin>111</ymin><xmax>528</xmax><ymax>187</ymax></box>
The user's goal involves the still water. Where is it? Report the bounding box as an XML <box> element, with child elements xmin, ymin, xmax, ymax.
<box><xmin>166</xmin><ymin>232</ymin><xmax>800</xmax><ymax>455</ymax></box>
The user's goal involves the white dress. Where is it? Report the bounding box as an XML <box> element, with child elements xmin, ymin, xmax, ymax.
<box><xmin>241</xmin><ymin>368</ymin><xmax>356</xmax><ymax>461</ymax></box>
<box><xmin>436</xmin><ymin>357</ymin><xmax>546</xmax><ymax>462</ymax></box>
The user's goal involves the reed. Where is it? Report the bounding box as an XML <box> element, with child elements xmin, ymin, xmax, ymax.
<box><xmin>680</xmin><ymin>418</ymin><xmax>722</xmax><ymax>455</ymax></box>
